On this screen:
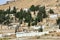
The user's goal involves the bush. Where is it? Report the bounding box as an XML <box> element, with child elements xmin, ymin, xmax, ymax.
<box><xmin>48</xmin><ymin>9</ymin><xmax>54</xmax><ymax>14</ymax></box>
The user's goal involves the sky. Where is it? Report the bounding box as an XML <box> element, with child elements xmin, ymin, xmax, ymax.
<box><xmin>0</xmin><ymin>0</ymin><xmax>12</xmax><ymax>5</ymax></box>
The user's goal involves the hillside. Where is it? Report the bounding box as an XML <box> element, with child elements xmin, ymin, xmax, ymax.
<box><xmin>0</xmin><ymin>0</ymin><xmax>60</xmax><ymax>13</ymax></box>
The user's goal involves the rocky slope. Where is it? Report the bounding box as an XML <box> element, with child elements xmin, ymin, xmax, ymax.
<box><xmin>0</xmin><ymin>0</ymin><xmax>60</xmax><ymax>13</ymax></box>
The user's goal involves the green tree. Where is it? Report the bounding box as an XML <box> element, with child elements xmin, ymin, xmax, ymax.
<box><xmin>56</xmin><ymin>18</ymin><xmax>60</xmax><ymax>29</ymax></box>
<box><xmin>48</xmin><ymin>9</ymin><xmax>54</xmax><ymax>14</ymax></box>
<box><xmin>56</xmin><ymin>18</ymin><xmax>60</xmax><ymax>24</ymax></box>
<box><xmin>16</xmin><ymin>8</ymin><xmax>24</xmax><ymax>24</ymax></box>
<box><xmin>11</xmin><ymin>6</ymin><xmax>17</xmax><ymax>15</ymax></box>
<box><xmin>24</xmin><ymin>11</ymin><xmax>33</xmax><ymax>27</ymax></box>
<box><xmin>6</xmin><ymin>6</ymin><xmax>11</xmax><ymax>14</ymax></box>
<box><xmin>37</xmin><ymin>11</ymin><xmax>43</xmax><ymax>22</ymax></box>
<box><xmin>35</xmin><ymin>5</ymin><xmax>40</xmax><ymax>11</ymax></box>
<box><xmin>29</xmin><ymin>5</ymin><xmax>40</xmax><ymax>14</ymax></box>
<box><xmin>39</xmin><ymin>6</ymin><xmax>47</xmax><ymax>18</ymax></box>
<box><xmin>29</xmin><ymin>5</ymin><xmax>36</xmax><ymax>14</ymax></box>
<box><xmin>0</xmin><ymin>10</ymin><xmax>10</xmax><ymax>29</ymax></box>
<box><xmin>12</xmin><ymin>6</ymin><xmax>17</xmax><ymax>13</ymax></box>
<box><xmin>0</xmin><ymin>10</ymin><xmax>4</xmax><ymax>23</ymax></box>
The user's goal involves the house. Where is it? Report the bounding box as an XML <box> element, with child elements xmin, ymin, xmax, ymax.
<box><xmin>49</xmin><ymin>14</ymin><xmax>58</xmax><ymax>19</ymax></box>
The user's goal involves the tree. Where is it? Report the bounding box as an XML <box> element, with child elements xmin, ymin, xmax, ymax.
<box><xmin>56</xmin><ymin>18</ymin><xmax>60</xmax><ymax>29</ymax></box>
<box><xmin>39</xmin><ymin>6</ymin><xmax>47</xmax><ymax>18</ymax></box>
<box><xmin>24</xmin><ymin>11</ymin><xmax>33</xmax><ymax>27</ymax></box>
<box><xmin>48</xmin><ymin>9</ymin><xmax>54</xmax><ymax>14</ymax></box>
<box><xmin>57</xmin><ymin>18</ymin><xmax>60</xmax><ymax>24</ymax></box>
<box><xmin>0</xmin><ymin>10</ymin><xmax>11</xmax><ymax>29</ymax></box>
<box><xmin>16</xmin><ymin>8</ymin><xmax>24</xmax><ymax>24</ymax></box>
<box><xmin>6</xmin><ymin>6</ymin><xmax>11</xmax><ymax>14</ymax></box>
<box><xmin>11</xmin><ymin>6</ymin><xmax>17</xmax><ymax>15</ymax></box>
<box><xmin>12</xmin><ymin>6</ymin><xmax>17</xmax><ymax>13</ymax></box>
<box><xmin>29</xmin><ymin>5</ymin><xmax>36</xmax><ymax>14</ymax></box>
<box><xmin>16</xmin><ymin>9</ymin><xmax>23</xmax><ymax>19</ymax></box>
<box><xmin>37</xmin><ymin>11</ymin><xmax>43</xmax><ymax>22</ymax></box>
<box><xmin>29</xmin><ymin>5</ymin><xmax>40</xmax><ymax>14</ymax></box>
<box><xmin>35</xmin><ymin>5</ymin><xmax>40</xmax><ymax>11</ymax></box>
<box><xmin>0</xmin><ymin>10</ymin><xmax>4</xmax><ymax>24</ymax></box>
<box><xmin>3</xmin><ymin>15</ymin><xmax>10</xmax><ymax>25</ymax></box>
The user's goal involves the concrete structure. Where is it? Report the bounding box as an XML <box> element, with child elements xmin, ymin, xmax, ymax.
<box><xmin>16</xmin><ymin>31</ymin><xmax>49</xmax><ymax>37</ymax></box>
<box><xmin>49</xmin><ymin>14</ymin><xmax>58</xmax><ymax>19</ymax></box>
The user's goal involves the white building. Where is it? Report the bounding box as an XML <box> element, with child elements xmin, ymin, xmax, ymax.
<box><xmin>49</xmin><ymin>14</ymin><xmax>58</xmax><ymax>19</ymax></box>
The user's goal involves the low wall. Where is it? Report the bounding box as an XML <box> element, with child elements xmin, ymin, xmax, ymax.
<box><xmin>16</xmin><ymin>31</ymin><xmax>49</xmax><ymax>37</ymax></box>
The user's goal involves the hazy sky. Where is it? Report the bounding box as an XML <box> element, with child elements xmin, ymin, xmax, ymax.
<box><xmin>0</xmin><ymin>0</ymin><xmax>11</xmax><ymax>5</ymax></box>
